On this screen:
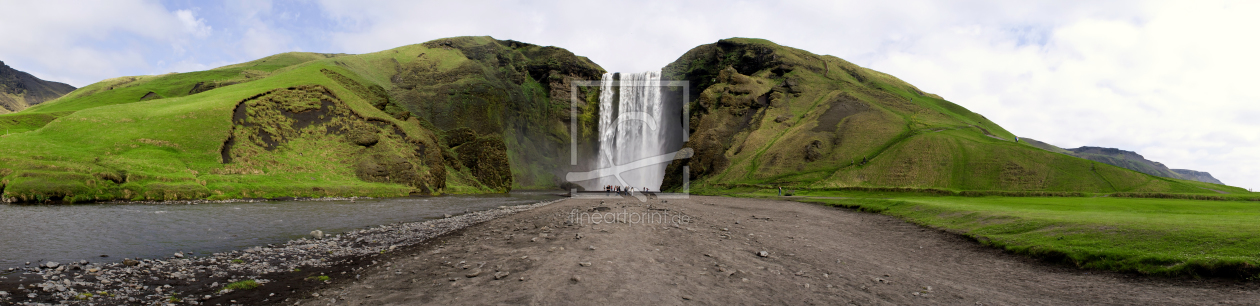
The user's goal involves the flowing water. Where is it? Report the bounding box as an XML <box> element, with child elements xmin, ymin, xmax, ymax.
<box><xmin>594</xmin><ymin>71</ymin><xmax>671</xmax><ymax>191</ymax></box>
<box><xmin>0</xmin><ymin>192</ymin><xmax>560</xmax><ymax>269</ymax></box>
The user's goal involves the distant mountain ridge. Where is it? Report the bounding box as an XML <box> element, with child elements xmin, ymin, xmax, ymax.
<box><xmin>0</xmin><ymin>60</ymin><xmax>76</xmax><ymax>114</ymax></box>
<box><xmin>1021</xmin><ymin>138</ymin><xmax>1225</xmax><ymax>185</ymax></box>
<box><xmin>1170</xmin><ymin>169</ymin><xmax>1224</xmax><ymax>185</ymax></box>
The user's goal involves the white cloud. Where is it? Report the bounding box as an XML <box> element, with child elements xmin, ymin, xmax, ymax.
<box><xmin>176</xmin><ymin>9</ymin><xmax>213</xmax><ymax>38</ymax></box>
<box><xmin>0</xmin><ymin>0</ymin><xmax>201</xmax><ymax>86</ymax></box>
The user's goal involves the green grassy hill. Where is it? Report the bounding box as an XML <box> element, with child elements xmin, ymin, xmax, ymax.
<box><xmin>0</xmin><ymin>37</ymin><xmax>601</xmax><ymax>203</ymax></box>
<box><xmin>662</xmin><ymin>38</ymin><xmax>1245</xmax><ymax>195</ymax></box>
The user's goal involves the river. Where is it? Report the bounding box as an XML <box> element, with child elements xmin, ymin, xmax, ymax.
<box><xmin>0</xmin><ymin>192</ymin><xmax>561</xmax><ymax>270</ymax></box>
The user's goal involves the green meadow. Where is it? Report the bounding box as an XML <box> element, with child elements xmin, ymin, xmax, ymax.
<box><xmin>711</xmin><ymin>186</ymin><xmax>1260</xmax><ymax>278</ymax></box>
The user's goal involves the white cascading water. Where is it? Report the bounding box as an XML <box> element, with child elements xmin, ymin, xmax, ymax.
<box><xmin>595</xmin><ymin>71</ymin><xmax>667</xmax><ymax>191</ymax></box>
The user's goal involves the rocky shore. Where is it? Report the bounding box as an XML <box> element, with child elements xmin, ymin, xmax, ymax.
<box><xmin>0</xmin><ymin>198</ymin><xmax>566</xmax><ymax>305</ymax></box>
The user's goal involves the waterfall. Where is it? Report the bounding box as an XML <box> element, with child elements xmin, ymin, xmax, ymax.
<box><xmin>594</xmin><ymin>71</ymin><xmax>668</xmax><ymax>191</ymax></box>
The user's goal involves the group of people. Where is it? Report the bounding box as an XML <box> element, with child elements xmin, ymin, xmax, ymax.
<box><xmin>604</xmin><ymin>185</ymin><xmax>648</xmax><ymax>196</ymax></box>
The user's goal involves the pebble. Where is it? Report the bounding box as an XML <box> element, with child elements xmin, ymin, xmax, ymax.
<box><xmin>493</xmin><ymin>271</ymin><xmax>510</xmax><ymax>280</ymax></box>
<box><xmin>466</xmin><ymin>268</ymin><xmax>482</xmax><ymax>278</ymax></box>
<box><xmin>758</xmin><ymin>251</ymin><xmax>769</xmax><ymax>257</ymax></box>
<box><xmin>174</xmin><ymin>252</ymin><xmax>184</xmax><ymax>258</ymax></box>
<box><xmin>570</xmin><ymin>275</ymin><xmax>582</xmax><ymax>282</ymax></box>
<box><xmin>311</xmin><ymin>230</ymin><xmax>324</xmax><ymax>239</ymax></box>
<box><xmin>579</xmin><ymin>262</ymin><xmax>592</xmax><ymax>267</ymax></box>
<box><xmin>44</xmin><ymin>261</ymin><xmax>60</xmax><ymax>269</ymax></box>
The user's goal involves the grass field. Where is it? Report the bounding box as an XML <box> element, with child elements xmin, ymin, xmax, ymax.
<box><xmin>710</xmin><ymin>186</ymin><xmax>1260</xmax><ymax>278</ymax></box>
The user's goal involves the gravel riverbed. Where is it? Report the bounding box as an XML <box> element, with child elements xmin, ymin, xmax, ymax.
<box><xmin>0</xmin><ymin>198</ymin><xmax>566</xmax><ymax>305</ymax></box>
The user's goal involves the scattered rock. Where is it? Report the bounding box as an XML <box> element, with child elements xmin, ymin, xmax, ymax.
<box><xmin>579</xmin><ymin>262</ymin><xmax>592</xmax><ymax>267</ymax></box>
<box><xmin>758</xmin><ymin>251</ymin><xmax>769</xmax><ymax>257</ymax></box>
<box><xmin>43</xmin><ymin>261</ymin><xmax>59</xmax><ymax>269</ymax></box>
<box><xmin>466</xmin><ymin>268</ymin><xmax>482</xmax><ymax>278</ymax></box>
<box><xmin>493</xmin><ymin>271</ymin><xmax>510</xmax><ymax>280</ymax></box>
<box><xmin>570</xmin><ymin>275</ymin><xmax>582</xmax><ymax>282</ymax></box>
<box><xmin>311</xmin><ymin>230</ymin><xmax>324</xmax><ymax>239</ymax></box>
<box><xmin>174</xmin><ymin>252</ymin><xmax>184</xmax><ymax>258</ymax></box>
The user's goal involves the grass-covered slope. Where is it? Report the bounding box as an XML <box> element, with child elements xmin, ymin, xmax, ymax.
<box><xmin>662</xmin><ymin>38</ymin><xmax>1240</xmax><ymax>194</ymax></box>
<box><xmin>0</xmin><ymin>52</ymin><xmax>336</xmax><ymax>135</ymax></box>
<box><xmin>0</xmin><ymin>37</ymin><xmax>601</xmax><ymax>203</ymax></box>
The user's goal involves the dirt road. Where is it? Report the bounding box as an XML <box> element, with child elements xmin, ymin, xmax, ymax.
<box><xmin>300</xmin><ymin>196</ymin><xmax>1258</xmax><ymax>305</ymax></box>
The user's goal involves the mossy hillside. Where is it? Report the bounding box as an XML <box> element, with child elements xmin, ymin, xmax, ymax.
<box><xmin>0</xmin><ymin>60</ymin><xmax>448</xmax><ymax>202</ymax></box>
<box><xmin>0</xmin><ymin>37</ymin><xmax>606</xmax><ymax>202</ymax></box>
<box><xmin>662</xmin><ymin>38</ymin><xmax>1234</xmax><ymax>194</ymax></box>
<box><xmin>387</xmin><ymin>37</ymin><xmax>605</xmax><ymax>189</ymax></box>
<box><xmin>291</xmin><ymin>36</ymin><xmax>606</xmax><ymax>190</ymax></box>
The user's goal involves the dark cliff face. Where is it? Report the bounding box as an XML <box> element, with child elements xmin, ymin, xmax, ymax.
<box><xmin>0</xmin><ymin>61</ymin><xmax>77</xmax><ymax>113</ymax></box>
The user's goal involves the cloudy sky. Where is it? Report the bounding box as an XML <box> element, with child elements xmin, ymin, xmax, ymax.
<box><xmin>1</xmin><ymin>0</ymin><xmax>1256</xmax><ymax>190</ymax></box>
